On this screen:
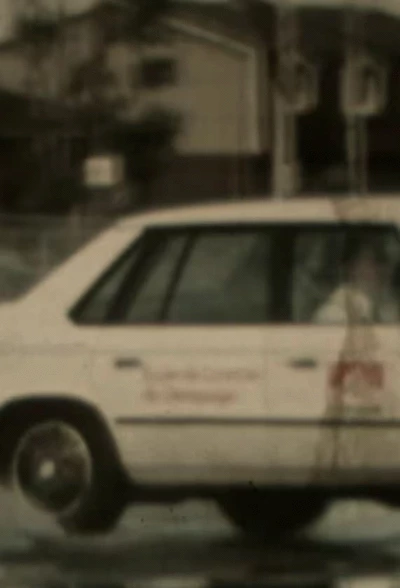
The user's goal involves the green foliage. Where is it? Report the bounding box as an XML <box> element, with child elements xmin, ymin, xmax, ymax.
<box><xmin>14</xmin><ymin>0</ymin><xmax>177</xmax><ymax>215</ymax></box>
<box><xmin>16</xmin><ymin>14</ymin><xmax>59</xmax><ymax>59</ymax></box>
<box><xmin>21</xmin><ymin>174</ymin><xmax>88</xmax><ymax>215</ymax></box>
<box><xmin>67</xmin><ymin>57</ymin><xmax>117</xmax><ymax>107</ymax></box>
<box><xmin>123</xmin><ymin>0</ymin><xmax>173</xmax><ymax>42</ymax></box>
<box><xmin>120</xmin><ymin>107</ymin><xmax>180</xmax><ymax>180</ymax></box>
<box><xmin>111</xmin><ymin>107</ymin><xmax>180</xmax><ymax>210</ymax></box>
<box><xmin>17</xmin><ymin>16</ymin><xmax>58</xmax><ymax>45</ymax></box>
<box><xmin>94</xmin><ymin>0</ymin><xmax>172</xmax><ymax>44</ymax></box>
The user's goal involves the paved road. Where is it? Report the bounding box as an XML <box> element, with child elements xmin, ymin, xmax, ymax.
<box><xmin>4</xmin><ymin>490</ymin><xmax>400</xmax><ymax>543</ymax></box>
<box><xmin>1</xmin><ymin>493</ymin><xmax>400</xmax><ymax>587</ymax></box>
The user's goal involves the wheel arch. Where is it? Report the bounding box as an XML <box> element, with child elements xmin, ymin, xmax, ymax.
<box><xmin>0</xmin><ymin>393</ymin><xmax>124</xmax><ymax>483</ymax></box>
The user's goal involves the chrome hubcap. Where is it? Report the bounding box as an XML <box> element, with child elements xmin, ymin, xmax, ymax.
<box><xmin>13</xmin><ymin>422</ymin><xmax>92</xmax><ymax>514</ymax></box>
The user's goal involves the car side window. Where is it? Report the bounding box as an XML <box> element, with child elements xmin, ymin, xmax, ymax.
<box><xmin>72</xmin><ymin>227</ymin><xmax>272</xmax><ymax>325</ymax></box>
<box><xmin>292</xmin><ymin>224</ymin><xmax>400</xmax><ymax>324</ymax></box>
<box><xmin>117</xmin><ymin>233</ymin><xmax>188</xmax><ymax>322</ymax></box>
<box><xmin>70</xmin><ymin>243</ymin><xmax>141</xmax><ymax>324</ymax></box>
<box><xmin>292</xmin><ymin>229</ymin><xmax>344</xmax><ymax>323</ymax></box>
<box><xmin>165</xmin><ymin>230</ymin><xmax>271</xmax><ymax>324</ymax></box>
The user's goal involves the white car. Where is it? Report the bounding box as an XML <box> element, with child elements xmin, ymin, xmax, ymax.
<box><xmin>2</xmin><ymin>196</ymin><xmax>400</xmax><ymax>536</ymax></box>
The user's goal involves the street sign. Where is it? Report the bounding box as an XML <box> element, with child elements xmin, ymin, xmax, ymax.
<box><xmin>341</xmin><ymin>55</ymin><xmax>387</xmax><ymax>117</ymax></box>
<box><xmin>83</xmin><ymin>155</ymin><xmax>125</xmax><ymax>189</ymax></box>
<box><xmin>281</xmin><ymin>55</ymin><xmax>319</xmax><ymax>114</ymax></box>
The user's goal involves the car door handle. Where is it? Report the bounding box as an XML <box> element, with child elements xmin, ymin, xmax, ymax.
<box><xmin>289</xmin><ymin>357</ymin><xmax>318</xmax><ymax>369</ymax></box>
<box><xmin>114</xmin><ymin>357</ymin><xmax>142</xmax><ymax>369</ymax></box>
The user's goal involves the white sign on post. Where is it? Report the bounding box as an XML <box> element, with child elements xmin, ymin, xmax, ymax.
<box><xmin>83</xmin><ymin>155</ymin><xmax>125</xmax><ymax>189</ymax></box>
<box><xmin>281</xmin><ymin>55</ymin><xmax>319</xmax><ymax>115</ymax></box>
<box><xmin>340</xmin><ymin>55</ymin><xmax>388</xmax><ymax>117</ymax></box>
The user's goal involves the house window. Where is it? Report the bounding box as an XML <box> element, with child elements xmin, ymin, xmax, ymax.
<box><xmin>137</xmin><ymin>57</ymin><xmax>177</xmax><ymax>88</ymax></box>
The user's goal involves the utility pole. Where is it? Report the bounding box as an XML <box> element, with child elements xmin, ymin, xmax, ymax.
<box><xmin>344</xmin><ymin>5</ymin><xmax>368</xmax><ymax>196</ymax></box>
<box><xmin>272</xmin><ymin>1</ymin><xmax>299</xmax><ymax>199</ymax></box>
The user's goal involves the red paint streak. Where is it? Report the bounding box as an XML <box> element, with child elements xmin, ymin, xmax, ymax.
<box><xmin>329</xmin><ymin>361</ymin><xmax>384</xmax><ymax>390</ymax></box>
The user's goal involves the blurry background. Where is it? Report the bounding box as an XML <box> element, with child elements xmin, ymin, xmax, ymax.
<box><xmin>0</xmin><ymin>1</ymin><xmax>399</xmax><ymax>571</ymax></box>
<box><xmin>0</xmin><ymin>0</ymin><xmax>397</xmax><ymax>293</ymax></box>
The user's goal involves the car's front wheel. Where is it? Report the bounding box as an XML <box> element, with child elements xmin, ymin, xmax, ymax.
<box><xmin>220</xmin><ymin>489</ymin><xmax>328</xmax><ymax>539</ymax></box>
<box><xmin>11</xmin><ymin>416</ymin><xmax>128</xmax><ymax>534</ymax></box>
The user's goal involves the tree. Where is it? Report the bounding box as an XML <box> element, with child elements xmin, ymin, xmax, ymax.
<box><xmin>15</xmin><ymin>1</ymin><xmax>73</xmax><ymax>214</ymax></box>
<box><xmin>14</xmin><ymin>0</ymin><xmax>179</xmax><ymax>215</ymax></box>
<box><xmin>67</xmin><ymin>0</ymin><xmax>180</xmax><ymax>212</ymax></box>
<box><xmin>114</xmin><ymin>107</ymin><xmax>180</xmax><ymax>210</ymax></box>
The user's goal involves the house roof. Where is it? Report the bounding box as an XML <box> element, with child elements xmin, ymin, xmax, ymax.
<box><xmin>266</xmin><ymin>0</ymin><xmax>400</xmax><ymax>18</ymax></box>
<box><xmin>2</xmin><ymin>0</ymin><xmax>400</xmax><ymax>57</ymax></box>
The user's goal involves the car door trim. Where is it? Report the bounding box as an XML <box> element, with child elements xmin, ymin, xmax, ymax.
<box><xmin>115</xmin><ymin>416</ymin><xmax>400</xmax><ymax>427</ymax></box>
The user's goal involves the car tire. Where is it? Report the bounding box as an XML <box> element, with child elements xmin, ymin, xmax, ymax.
<box><xmin>11</xmin><ymin>414</ymin><xmax>129</xmax><ymax>535</ymax></box>
<box><xmin>220</xmin><ymin>489</ymin><xmax>328</xmax><ymax>539</ymax></box>
<box><xmin>376</xmin><ymin>490</ymin><xmax>400</xmax><ymax>509</ymax></box>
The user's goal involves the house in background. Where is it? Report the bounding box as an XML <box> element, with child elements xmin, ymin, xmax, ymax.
<box><xmin>138</xmin><ymin>2</ymin><xmax>271</xmax><ymax>203</ymax></box>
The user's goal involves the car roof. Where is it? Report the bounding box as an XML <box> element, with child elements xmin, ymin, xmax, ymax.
<box><xmin>117</xmin><ymin>195</ymin><xmax>400</xmax><ymax>228</ymax></box>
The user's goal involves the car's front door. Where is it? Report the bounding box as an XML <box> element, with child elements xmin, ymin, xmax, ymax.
<box><xmin>73</xmin><ymin>225</ymin><xmax>277</xmax><ymax>485</ymax></box>
<box><xmin>264</xmin><ymin>222</ymin><xmax>400</xmax><ymax>486</ymax></box>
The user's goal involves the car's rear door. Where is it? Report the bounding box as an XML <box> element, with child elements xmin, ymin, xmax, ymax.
<box><xmin>264</xmin><ymin>222</ymin><xmax>400</xmax><ymax>486</ymax></box>
<box><xmin>72</xmin><ymin>224</ymin><xmax>277</xmax><ymax>486</ymax></box>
